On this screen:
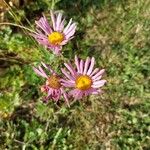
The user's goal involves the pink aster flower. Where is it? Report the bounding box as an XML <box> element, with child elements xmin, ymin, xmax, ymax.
<box><xmin>61</xmin><ymin>56</ymin><xmax>106</xmax><ymax>100</ymax></box>
<box><xmin>33</xmin><ymin>62</ymin><xmax>69</xmax><ymax>106</ymax></box>
<box><xmin>32</xmin><ymin>10</ymin><xmax>76</xmax><ymax>55</ymax></box>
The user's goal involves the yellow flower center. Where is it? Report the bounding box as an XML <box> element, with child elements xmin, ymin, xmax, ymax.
<box><xmin>75</xmin><ymin>75</ymin><xmax>92</xmax><ymax>90</ymax></box>
<box><xmin>48</xmin><ymin>32</ymin><xmax>64</xmax><ymax>45</ymax></box>
<box><xmin>46</xmin><ymin>75</ymin><xmax>61</xmax><ymax>89</ymax></box>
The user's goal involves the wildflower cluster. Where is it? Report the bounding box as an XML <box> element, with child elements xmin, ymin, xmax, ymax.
<box><xmin>32</xmin><ymin>11</ymin><xmax>106</xmax><ymax>106</ymax></box>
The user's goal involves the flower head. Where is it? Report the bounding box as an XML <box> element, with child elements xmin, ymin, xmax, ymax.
<box><xmin>32</xmin><ymin>11</ymin><xmax>76</xmax><ymax>55</ymax></box>
<box><xmin>61</xmin><ymin>56</ymin><xmax>106</xmax><ymax>100</ymax></box>
<box><xmin>33</xmin><ymin>62</ymin><xmax>69</xmax><ymax>106</ymax></box>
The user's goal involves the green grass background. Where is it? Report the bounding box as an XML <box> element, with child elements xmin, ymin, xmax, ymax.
<box><xmin>0</xmin><ymin>0</ymin><xmax>150</xmax><ymax>149</ymax></box>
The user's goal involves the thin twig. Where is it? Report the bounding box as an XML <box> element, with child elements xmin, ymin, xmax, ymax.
<box><xmin>0</xmin><ymin>22</ymin><xmax>36</xmax><ymax>34</ymax></box>
<box><xmin>14</xmin><ymin>139</ymin><xmax>25</xmax><ymax>145</ymax></box>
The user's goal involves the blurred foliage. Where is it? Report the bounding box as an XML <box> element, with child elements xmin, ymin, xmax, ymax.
<box><xmin>0</xmin><ymin>0</ymin><xmax>150</xmax><ymax>149</ymax></box>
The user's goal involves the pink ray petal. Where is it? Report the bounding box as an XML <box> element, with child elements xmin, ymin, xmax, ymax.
<box><xmin>61</xmin><ymin>78</ymin><xmax>75</xmax><ymax>84</ymax></box>
<box><xmin>61</xmin><ymin>82</ymin><xmax>75</xmax><ymax>87</ymax></box>
<box><xmin>42</xmin><ymin>15</ymin><xmax>52</xmax><ymax>33</ymax></box>
<box><xmin>56</xmin><ymin>13</ymin><xmax>62</xmax><ymax>31</ymax></box>
<box><xmin>35</xmin><ymin>19</ymin><xmax>50</xmax><ymax>35</ymax></box>
<box><xmin>83</xmin><ymin>57</ymin><xmax>90</xmax><ymax>75</ymax></box>
<box><xmin>61</xmin><ymin>68</ymin><xmax>75</xmax><ymax>80</ymax></box>
<box><xmin>92</xmin><ymin>80</ymin><xmax>106</xmax><ymax>88</ymax></box>
<box><xmin>33</xmin><ymin>67</ymin><xmax>48</xmax><ymax>78</ymax></box>
<box><xmin>89</xmin><ymin>68</ymin><xmax>99</xmax><ymax>77</ymax></box>
<box><xmin>87</xmin><ymin>57</ymin><xmax>95</xmax><ymax>75</ymax></box>
<box><xmin>41</xmin><ymin>62</ymin><xmax>54</xmax><ymax>74</ymax></box>
<box><xmin>64</xmin><ymin>63</ymin><xmax>76</xmax><ymax>76</ymax></box>
<box><xmin>92</xmin><ymin>69</ymin><xmax>105</xmax><ymax>80</ymax></box>
<box><xmin>59</xmin><ymin>18</ymin><xmax>65</xmax><ymax>31</ymax></box>
<box><xmin>93</xmin><ymin>75</ymin><xmax>102</xmax><ymax>81</ymax></box>
<box><xmin>52</xmin><ymin>46</ymin><xmax>62</xmax><ymax>55</ymax></box>
<box><xmin>79</xmin><ymin>60</ymin><xmax>84</xmax><ymax>74</ymax></box>
<box><xmin>65</xmin><ymin>28</ymin><xmax>76</xmax><ymax>39</ymax></box>
<box><xmin>38</xmin><ymin>66</ymin><xmax>48</xmax><ymax>77</ymax></box>
<box><xmin>75</xmin><ymin>55</ymin><xmax>80</xmax><ymax>72</ymax></box>
<box><xmin>50</xmin><ymin>10</ymin><xmax>56</xmax><ymax>31</ymax></box>
<box><xmin>63</xmin><ymin>18</ymin><xmax>72</xmax><ymax>33</ymax></box>
<box><xmin>60</xmin><ymin>39</ymin><xmax>69</xmax><ymax>45</ymax></box>
<box><xmin>91</xmin><ymin>89</ymin><xmax>102</xmax><ymax>95</ymax></box>
<box><xmin>64</xmin><ymin>23</ymin><xmax>76</xmax><ymax>36</ymax></box>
